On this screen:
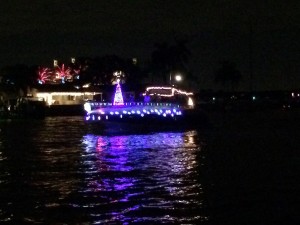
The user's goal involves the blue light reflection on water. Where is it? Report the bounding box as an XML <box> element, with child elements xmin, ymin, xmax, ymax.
<box><xmin>0</xmin><ymin>117</ymin><xmax>208</xmax><ymax>224</ymax></box>
<box><xmin>80</xmin><ymin>131</ymin><xmax>207</xmax><ymax>224</ymax></box>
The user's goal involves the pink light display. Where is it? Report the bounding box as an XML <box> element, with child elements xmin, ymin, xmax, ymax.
<box><xmin>113</xmin><ymin>82</ymin><xmax>124</xmax><ymax>106</ymax></box>
<box><xmin>37</xmin><ymin>67</ymin><xmax>51</xmax><ymax>84</ymax></box>
<box><xmin>55</xmin><ymin>64</ymin><xmax>71</xmax><ymax>83</ymax></box>
<box><xmin>84</xmin><ymin>85</ymin><xmax>192</xmax><ymax>123</ymax></box>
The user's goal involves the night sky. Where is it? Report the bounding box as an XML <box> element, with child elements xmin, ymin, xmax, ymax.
<box><xmin>0</xmin><ymin>0</ymin><xmax>299</xmax><ymax>91</ymax></box>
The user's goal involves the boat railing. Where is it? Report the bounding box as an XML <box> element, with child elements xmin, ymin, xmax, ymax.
<box><xmin>88</xmin><ymin>101</ymin><xmax>181</xmax><ymax>108</ymax></box>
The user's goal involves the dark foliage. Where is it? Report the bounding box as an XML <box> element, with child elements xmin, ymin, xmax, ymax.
<box><xmin>214</xmin><ymin>61</ymin><xmax>242</xmax><ymax>91</ymax></box>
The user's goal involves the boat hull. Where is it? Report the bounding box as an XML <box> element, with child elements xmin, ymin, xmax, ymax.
<box><xmin>84</xmin><ymin>109</ymin><xmax>211</xmax><ymax>134</ymax></box>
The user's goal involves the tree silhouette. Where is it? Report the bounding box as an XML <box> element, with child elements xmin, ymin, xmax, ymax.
<box><xmin>96</xmin><ymin>55</ymin><xmax>126</xmax><ymax>84</ymax></box>
<box><xmin>78</xmin><ymin>55</ymin><xmax>143</xmax><ymax>86</ymax></box>
<box><xmin>214</xmin><ymin>61</ymin><xmax>242</xmax><ymax>91</ymax></box>
<box><xmin>150</xmin><ymin>39</ymin><xmax>191</xmax><ymax>85</ymax></box>
<box><xmin>74</xmin><ymin>57</ymin><xmax>94</xmax><ymax>85</ymax></box>
<box><xmin>0</xmin><ymin>64</ymin><xmax>37</xmax><ymax>94</ymax></box>
<box><xmin>123</xmin><ymin>58</ymin><xmax>144</xmax><ymax>85</ymax></box>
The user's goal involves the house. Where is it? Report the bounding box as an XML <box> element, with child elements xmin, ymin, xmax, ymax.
<box><xmin>29</xmin><ymin>84</ymin><xmax>103</xmax><ymax>106</ymax></box>
<box><xmin>28</xmin><ymin>84</ymin><xmax>103</xmax><ymax>116</ymax></box>
<box><xmin>27</xmin><ymin>83</ymin><xmax>145</xmax><ymax>116</ymax></box>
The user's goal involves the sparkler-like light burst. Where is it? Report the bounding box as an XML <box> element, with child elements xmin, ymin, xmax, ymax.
<box><xmin>37</xmin><ymin>67</ymin><xmax>51</xmax><ymax>84</ymax></box>
<box><xmin>55</xmin><ymin>64</ymin><xmax>72</xmax><ymax>83</ymax></box>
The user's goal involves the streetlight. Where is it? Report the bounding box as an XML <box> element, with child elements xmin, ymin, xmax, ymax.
<box><xmin>175</xmin><ymin>74</ymin><xmax>182</xmax><ymax>82</ymax></box>
<box><xmin>170</xmin><ymin>73</ymin><xmax>183</xmax><ymax>86</ymax></box>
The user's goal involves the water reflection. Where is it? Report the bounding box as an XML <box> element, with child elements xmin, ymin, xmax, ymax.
<box><xmin>80</xmin><ymin>130</ymin><xmax>207</xmax><ymax>224</ymax></box>
<box><xmin>0</xmin><ymin>118</ymin><xmax>86</xmax><ymax>224</ymax></box>
<box><xmin>0</xmin><ymin>117</ymin><xmax>207</xmax><ymax>224</ymax></box>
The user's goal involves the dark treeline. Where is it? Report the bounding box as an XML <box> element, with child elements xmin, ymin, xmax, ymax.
<box><xmin>0</xmin><ymin>39</ymin><xmax>200</xmax><ymax>89</ymax></box>
<box><xmin>0</xmin><ymin>37</ymin><xmax>245</xmax><ymax>99</ymax></box>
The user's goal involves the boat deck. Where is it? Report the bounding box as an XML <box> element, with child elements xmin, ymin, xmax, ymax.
<box><xmin>84</xmin><ymin>101</ymin><xmax>185</xmax><ymax>122</ymax></box>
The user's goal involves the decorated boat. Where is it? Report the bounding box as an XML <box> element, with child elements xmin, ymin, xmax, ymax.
<box><xmin>83</xmin><ymin>81</ymin><xmax>207</xmax><ymax>131</ymax></box>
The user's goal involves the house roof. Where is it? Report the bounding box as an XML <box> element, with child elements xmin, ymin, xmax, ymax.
<box><xmin>33</xmin><ymin>84</ymin><xmax>102</xmax><ymax>93</ymax></box>
<box><xmin>32</xmin><ymin>83</ymin><xmax>148</xmax><ymax>94</ymax></box>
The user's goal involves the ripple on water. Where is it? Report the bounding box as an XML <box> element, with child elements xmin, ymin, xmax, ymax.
<box><xmin>0</xmin><ymin>117</ymin><xmax>208</xmax><ymax>224</ymax></box>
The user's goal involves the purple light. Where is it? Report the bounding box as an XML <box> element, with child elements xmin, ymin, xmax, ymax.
<box><xmin>85</xmin><ymin>101</ymin><xmax>185</xmax><ymax>123</ymax></box>
<box><xmin>113</xmin><ymin>82</ymin><xmax>124</xmax><ymax>106</ymax></box>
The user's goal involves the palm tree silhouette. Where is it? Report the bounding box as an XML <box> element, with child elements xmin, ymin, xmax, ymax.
<box><xmin>150</xmin><ymin>39</ymin><xmax>191</xmax><ymax>85</ymax></box>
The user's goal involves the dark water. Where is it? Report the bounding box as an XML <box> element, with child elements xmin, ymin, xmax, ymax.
<box><xmin>1</xmin><ymin>114</ymin><xmax>299</xmax><ymax>225</ymax></box>
<box><xmin>0</xmin><ymin>117</ymin><xmax>208</xmax><ymax>224</ymax></box>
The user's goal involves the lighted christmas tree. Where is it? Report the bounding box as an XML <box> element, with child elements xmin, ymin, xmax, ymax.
<box><xmin>113</xmin><ymin>80</ymin><xmax>124</xmax><ymax>105</ymax></box>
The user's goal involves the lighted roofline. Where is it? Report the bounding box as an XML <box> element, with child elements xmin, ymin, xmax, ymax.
<box><xmin>36</xmin><ymin>91</ymin><xmax>102</xmax><ymax>105</ymax></box>
<box><xmin>145</xmin><ymin>86</ymin><xmax>193</xmax><ymax>97</ymax></box>
<box><xmin>37</xmin><ymin>92</ymin><xmax>101</xmax><ymax>96</ymax></box>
